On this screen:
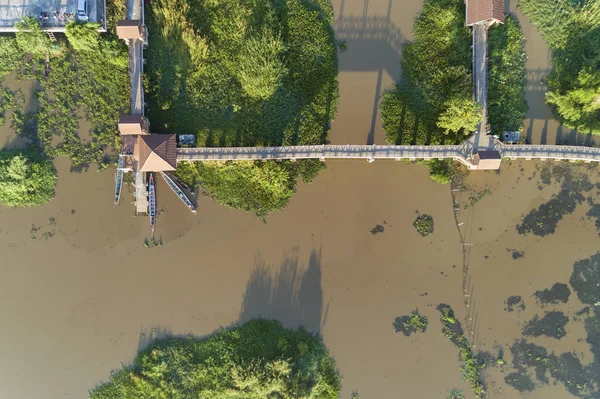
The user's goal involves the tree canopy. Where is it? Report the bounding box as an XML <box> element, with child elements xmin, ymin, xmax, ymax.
<box><xmin>145</xmin><ymin>0</ymin><xmax>338</xmax><ymax>217</ymax></box>
<box><xmin>0</xmin><ymin>149</ymin><xmax>56</xmax><ymax>207</ymax></box>
<box><xmin>518</xmin><ymin>0</ymin><xmax>600</xmax><ymax>133</ymax></box>
<box><xmin>380</xmin><ymin>0</ymin><xmax>475</xmax><ymax>146</ymax></box>
<box><xmin>15</xmin><ymin>17</ymin><xmax>52</xmax><ymax>55</ymax></box>
<box><xmin>89</xmin><ymin>319</ymin><xmax>341</xmax><ymax>399</ymax></box>
<box><xmin>65</xmin><ymin>21</ymin><xmax>101</xmax><ymax>52</ymax></box>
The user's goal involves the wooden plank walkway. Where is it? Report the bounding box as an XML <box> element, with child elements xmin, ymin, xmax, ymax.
<box><xmin>499</xmin><ymin>144</ymin><xmax>600</xmax><ymax>162</ymax></box>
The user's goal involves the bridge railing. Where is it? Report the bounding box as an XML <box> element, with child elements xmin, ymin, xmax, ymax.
<box><xmin>499</xmin><ymin>144</ymin><xmax>600</xmax><ymax>162</ymax></box>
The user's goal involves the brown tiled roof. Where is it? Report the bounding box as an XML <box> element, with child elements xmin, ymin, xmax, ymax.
<box><xmin>139</xmin><ymin>134</ymin><xmax>177</xmax><ymax>172</ymax></box>
<box><xmin>116</xmin><ymin>20</ymin><xmax>142</xmax><ymax>40</ymax></box>
<box><xmin>118</xmin><ymin>114</ymin><xmax>144</xmax><ymax>135</ymax></box>
<box><xmin>466</xmin><ymin>0</ymin><xmax>505</xmax><ymax>25</ymax></box>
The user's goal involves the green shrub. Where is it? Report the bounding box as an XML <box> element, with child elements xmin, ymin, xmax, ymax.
<box><xmin>425</xmin><ymin>159</ymin><xmax>453</xmax><ymax>184</ymax></box>
<box><xmin>436</xmin><ymin>97</ymin><xmax>482</xmax><ymax>135</ymax></box>
<box><xmin>15</xmin><ymin>17</ymin><xmax>51</xmax><ymax>55</ymax></box>
<box><xmin>89</xmin><ymin>319</ymin><xmax>341</xmax><ymax>399</ymax></box>
<box><xmin>488</xmin><ymin>15</ymin><xmax>528</xmax><ymax>135</ymax></box>
<box><xmin>414</xmin><ymin>214</ymin><xmax>434</xmax><ymax>236</ymax></box>
<box><xmin>0</xmin><ymin>149</ymin><xmax>56</xmax><ymax>207</ymax></box>
<box><xmin>0</xmin><ymin>36</ymin><xmax>23</xmax><ymax>78</ymax></box>
<box><xmin>404</xmin><ymin>312</ymin><xmax>428</xmax><ymax>332</ymax></box>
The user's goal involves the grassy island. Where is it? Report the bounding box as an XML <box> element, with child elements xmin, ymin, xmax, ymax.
<box><xmin>89</xmin><ymin>319</ymin><xmax>341</xmax><ymax>399</ymax></box>
<box><xmin>145</xmin><ymin>0</ymin><xmax>339</xmax><ymax>218</ymax></box>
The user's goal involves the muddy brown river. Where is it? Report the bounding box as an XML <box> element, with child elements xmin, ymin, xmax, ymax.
<box><xmin>1</xmin><ymin>1</ymin><xmax>599</xmax><ymax>399</ymax></box>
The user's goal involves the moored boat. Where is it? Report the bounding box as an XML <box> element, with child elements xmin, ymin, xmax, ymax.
<box><xmin>149</xmin><ymin>173</ymin><xmax>156</xmax><ymax>233</ymax></box>
<box><xmin>114</xmin><ymin>157</ymin><xmax>124</xmax><ymax>205</ymax></box>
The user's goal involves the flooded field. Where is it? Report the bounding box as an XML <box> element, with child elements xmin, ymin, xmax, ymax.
<box><xmin>1</xmin><ymin>1</ymin><xmax>600</xmax><ymax>399</ymax></box>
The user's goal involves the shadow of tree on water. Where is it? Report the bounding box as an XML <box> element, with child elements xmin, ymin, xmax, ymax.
<box><xmin>239</xmin><ymin>246</ymin><xmax>324</xmax><ymax>333</ymax></box>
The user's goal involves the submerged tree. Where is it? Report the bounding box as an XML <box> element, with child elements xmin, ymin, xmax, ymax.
<box><xmin>437</xmin><ymin>97</ymin><xmax>482</xmax><ymax>135</ymax></box>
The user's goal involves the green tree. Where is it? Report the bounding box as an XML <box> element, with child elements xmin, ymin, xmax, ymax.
<box><xmin>546</xmin><ymin>67</ymin><xmax>600</xmax><ymax>130</ymax></box>
<box><xmin>15</xmin><ymin>17</ymin><xmax>51</xmax><ymax>55</ymax></box>
<box><xmin>237</xmin><ymin>28</ymin><xmax>287</xmax><ymax>99</ymax></box>
<box><xmin>0</xmin><ymin>149</ymin><xmax>56</xmax><ymax>207</ymax></box>
<box><xmin>437</xmin><ymin>97</ymin><xmax>482</xmax><ymax>134</ymax></box>
<box><xmin>65</xmin><ymin>21</ymin><xmax>100</xmax><ymax>52</ymax></box>
<box><xmin>89</xmin><ymin>320</ymin><xmax>341</xmax><ymax>399</ymax></box>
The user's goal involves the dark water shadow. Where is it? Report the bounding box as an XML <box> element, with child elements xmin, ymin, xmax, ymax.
<box><xmin>335</xmin><ymin>0</ymin><xmax>404</xmax><ymax>144</ymax></box>
<box><xmin>239</xmin><ymin>247</ymin><xmax>324</xmax><ymax>333</ymax></box>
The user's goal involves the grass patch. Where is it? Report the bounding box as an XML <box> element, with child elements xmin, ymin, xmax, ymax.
<box><xmin>89</xmin><ymin>319</ymin><xmax>341</xmax><ymax>398</ymax></box>
<box><xmin>145</xmin><ymin>0</ymin><xmax>338</xmax><ymax>217</ymax></box>
<box><xmin>380</xmin><ymin>0</ymin><xmax>476</xmax><ymax>146</ymax></box>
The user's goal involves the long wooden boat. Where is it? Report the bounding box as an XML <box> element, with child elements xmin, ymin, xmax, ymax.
<box><xmin>149</xmin><ymin>173</ymin><xmax>156</xmax><ymax>233</ymax></box>
<box><xmin>114</xmin><ymin>157</ymin><xmax>124</xmax><ymax>206</ymax></box>
<box><xmin>160</xmin><ymin>171</ymin><xmax>197</xmax><ymax>214</ymax></box>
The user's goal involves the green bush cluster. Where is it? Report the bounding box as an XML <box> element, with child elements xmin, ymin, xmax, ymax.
<box><xmin>404</xmin><ymin>312</ymin><xmax>428</xmax><ymax>333</ymax></box>
<box><xmin>380</xmin><ymin>0</ymin><xmax>478</xmax><ymax>146</ymax></box>
<box><xmin>0</xmin><ymin>149</ymin><xmax>56</xmax><ymax>207</ymax></box>
<box><xmin>145</xmin><ymin>0</ymin><xmax>338</xmax><ymax>217</ymax></box>
<box><xmin>413</xmin><ymin>214</ymin><xmax>434</xmax><ymax>236</ymax></box>
<box><xmin>518</xmin><ymin>0</ymin><xmax>600</xmax><ymax>133</ymax></box>
<box><xmin>438</xmin><ymin>306</ymin><xmax>486</xmax><ymax>398</ymax></box>
<box><xmin>89</xmin><ymin>319</ymin><xmax>341</xmax><ymax>399</ymax></box>
<box><xmin>488</xmin><ymin>15</ymin><xmax>528</xmax><ymax>136</ymax></box>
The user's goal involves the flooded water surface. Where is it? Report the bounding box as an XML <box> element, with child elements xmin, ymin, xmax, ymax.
<box><xmin>1</xmin><ymin>1</ymin><xmax>600</xmax><ymax>399</ymax></box>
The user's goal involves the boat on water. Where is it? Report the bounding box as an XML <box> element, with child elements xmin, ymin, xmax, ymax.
<box><xmin>114</xmin><ymin>157</ymin><xmax>124</xmax><ymax>205</ymax></box>
<box><xmin>149</xmin><ymin>173</ymin><xmax>156</xmax><ymax>233</ymax></box>
<box><xmin>160</xmin><ymin>171</ymin><xmax>197</xmax><ymax>214</ymax></box>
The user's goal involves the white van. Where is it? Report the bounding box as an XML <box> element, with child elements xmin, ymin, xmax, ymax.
<box><xmin>77</xmin><ymin>0</ymin><xmax>88</xmax><ymax>21</ymax></box>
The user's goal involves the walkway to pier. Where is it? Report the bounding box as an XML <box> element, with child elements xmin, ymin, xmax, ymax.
<box><xmin>177</xmin><ymin>144</ymin><xmax>470</xmax><ymax>162</ymax></box>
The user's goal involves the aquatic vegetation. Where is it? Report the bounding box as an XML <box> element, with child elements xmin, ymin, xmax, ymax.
<box><xmin>518</xmin><ymin>0</ymin><xmax>600</xmax><ymax>134</ymax></box>
<box><xmin>380</xmin><ymin>0</ymin><xmax>473</xmax><ymax>146</ymax></box>
<box><xmin>516</xmin><ymin>189</ymin><xmax>585</xmax><ymax>236</ymax></box>
<box><xmin>505</xmin><ymin>295</ymin><xmax>526</xmax><ymax>312</ymax></box>
<box><xmin>413</xmin><ymin>214</ymin><xmax>434</xmax><ymax>236</ymax></box>
<box><xmin>487</xmin><ymin>15</ymin><xmax>528</xmax><ymax>136</ymax></box>
<box><xmin>447</xmin><ymin>389</ymin><xmax>464</xmax><ymax>399</ymax></box>
<box><xmin>534</xmin><ymin>282</ymin><xmax>571</xmax><ymax>305</ymax></box>
<box><xmin>146</xmin><ymin>0</ymin><xmax>338</xmax><ymax>217</ymax></box>
<box><xmin>0</xmin><ymin>87</ymin><xmax>17</xmax><ymax>126</ymax></box>
<box><xmin>570</xmin><ymin>252</ymin><xmax>600</xmax><ymax>306</ymax></box>
<box><xmin>89</xmin><ymin>319</ymin><xmax>341</xmax><ymax>399</ymax></box>
<box><xmin>393</xmin><ymin>311</ymin><xmax>428</xmax><ymax>336</ymax></box>
<box><xmin>0</xmin><ymin>149</ymin><xmax>56</xmax><ymax>207</ymax></box>
<box><xmin>522</xmin><ymin>311</ymin><xmax>569</xmax><ymax>339</ymax></box>
<box><xmin>426</xmin><ymin>159</ymin><xmax>454</xmax><ymax>184</ymax></box>
<box><xmin>437</xmin><ymin>304</ymin><xmax>486</xmax><ymax>398</ymax></box>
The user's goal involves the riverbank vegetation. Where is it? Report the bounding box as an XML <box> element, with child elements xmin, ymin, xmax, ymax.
<box><xmin>488</xmin><ymin>15</ymin><xmax>528</xmax><ymax>136</ymax></box>
<box><xmin>0</xmin><ymin>149</ymin><xmax>56</xmax><ymax>207</ymax></box>
<box><xmin>518</xmin><ymin>0</ymin><xmax>600</xmax><ymax>134</ymax></box>
<box><xmin>89</xmin><ymin>319</ymin><xmax>341</xmax><ymax>398</ymax></box>
<box><xmin>145</xmin><ymin>0</ymin><xmax>339</xmax><ymax>217</ymax></box>
<box><xmin>0</xmin><ymin>18</ymin><xmax>128</xmax><ymax>174</ymax></box>
<box><xmin>380</xmin><ymin>0</ymin><xmax>477</xmax><ymax>146</ymax></box>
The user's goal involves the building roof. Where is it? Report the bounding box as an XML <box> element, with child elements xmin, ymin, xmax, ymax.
<box><xmin>119</xmin><ymin>114</ymin><xmax>147</xmax><ymax>135</ymax></box>
<box><xmin>139</xmin><ymin>134</ymin><xmax>177</xmax><ymax>172</ymax></box>
<box><xmin>116</xmin><ymin>20</ymin><xmax>142</xmax><ymax>39</ymax></box>
<box><xmin>466</xmin><ymin>0</ymin><xmax>505</xmax><ymax>26</ymax></box>
<box><xmin>472</xmin><ymin>150</ymin><xmax>502</xmax><ymax>170</ymax></box>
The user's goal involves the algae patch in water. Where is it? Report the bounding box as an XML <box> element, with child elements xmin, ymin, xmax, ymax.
<box><xmin>534</xmin><ymin>282</ymin><xmax>571</xmax><ymax>305</ymax></box>
<box><xmin>570</xmin><ymin>252</ymin><xmax>600</xmax><ymax>306</ymax></box>
<box><xmin>505</xmin><ymin>295</ymin><xmax>526</xmax><ymax>312</ymax></box>
<box><xmin>522</xmin><ymin>311</ymin><xmax>568</xmax><ymax>339</ymax></box>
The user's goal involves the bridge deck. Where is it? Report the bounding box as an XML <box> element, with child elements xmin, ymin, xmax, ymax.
<box><xmin>177</xmin><ymin>145</ymin><xmax>467</xmax><ymax>162</ymax></box>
